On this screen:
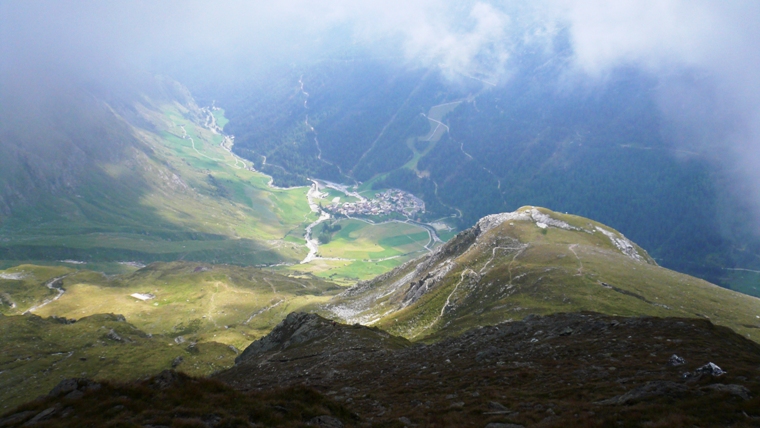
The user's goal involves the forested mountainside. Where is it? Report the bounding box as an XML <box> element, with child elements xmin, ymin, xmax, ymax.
<box><xmin>206</xmin><ymin>51</ymin><xmax>759</xmax><ymax>292</ymax></box>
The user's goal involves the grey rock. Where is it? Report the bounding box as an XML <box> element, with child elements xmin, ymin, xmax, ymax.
<box><xmin>106</xmin><ymin>329</ymin><xmax>123</xmax><ymax>342</ymax></box>
<box><xmin>696</xmin><ymin>362</ymin><xmax>725</xmax><ymax>376</ymax></box>
<box><xmin>48</xmin><ymin>378</ymin><xmax>78</xmax><ymax>397</ymax></box>
<box><xmin>64</xmin><ymin>389</ymin><xmax>84</xmax><ymax>400</ymax></box>
<box><xmin>488</xmin><ymin>401</ymin><xmax>509</xmax><ymax>411</ymax></box>
<box><xmin>172</xmin><ymin>356</ymin><xmax>184</xmax><ymax>368</ymax></box>
<box><xmin>0</xmin><ymin>411</ymin><xmax>35</xmax><ymax>427</ymax></box>
<box><xmin>22</xmin><ymin>407</ymin><xmax>57</xmax><ymax>426</ymax></box>
<box><xmin>150</xmin><ymin>370</ymin><xmax>181</xmax><ymax>390</ymax></box>
<box><xmin>174</xmin><ymin>336</ymin><xmax>186</xmax><ymax>344</ymax></box>
<box><xmin>237</xmin><ymin>313</ymin><xmax>327</xmax><ymax>364</ymax></box>
<box><xmin>703</xmin><ymin>383</ymin><xmax>752</xmax><ymax>400</ymax></box>
<box><xmin>49</xmin><ymin>378</ymin><xmax>101</xmax><ymax>398</ymax></box>
<box><xmin>596</xmin><ymin>381</ymin><xmax>688</xmax><ymax>405</ymax></box>
<box><xmin>667</xmin><ymin>354</ymin><xmax>686</xmax><ymax>367</ymax></box>
<box><xmin>475</xmin><ymin>347</ymin><xmax>499</xmax><ymax>362</ymax></box>
<box><xmin>484</xmin><ymin>423</ymin><xmax>525</xmax><ymax>428</ymax></box>
<box><xmin>484</xmin><ymin>401</ymin><xmax>513</xmax><ymax>414</ymax></box>
<box><xmin>398</xmin><ymin>416</ymin><xmax>416</xmax><ymax>426</ymax></box>
<box><xmin>307</xmin><ymin>415</ymin><xmax>343</xmax><ymax>428</ymax></box>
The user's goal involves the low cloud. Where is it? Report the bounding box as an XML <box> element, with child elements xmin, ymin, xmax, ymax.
<box><xmin>557</xmin><ymin>0</ymin><xmax>760</xmax><ymax>222</ymax></box>
<box><xmin>3</xmin><ymin>1</ymin><xmax>760</xmax><ymax>221</ymax></box>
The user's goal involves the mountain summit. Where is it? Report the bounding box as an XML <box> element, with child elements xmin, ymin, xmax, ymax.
<box><xmin>323</xmin><ymin>206</ymin><xmax>760</xmax><ymax>341</ymax></box>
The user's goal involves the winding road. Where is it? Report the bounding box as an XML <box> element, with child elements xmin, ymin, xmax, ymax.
<box><xmin>24</xmin><ymin>276</ymin><xmax>68</xmax><ymax>314</ymax></box>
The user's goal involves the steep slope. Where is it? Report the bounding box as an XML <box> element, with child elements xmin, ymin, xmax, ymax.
<box><xmin>323</xmin><ymin>206</ymin><xmax>760</xmax><ymax>341</ymax></box>
<box><xmin>0</xmin><ymin>75</ymin><xmax>314</xmax><ymax>267</ymax></box>
<box><xmin>0</xmin><ymin>73</ymin><xmax>442</xmax><ymax>283</ymax></box>
<box><xmin>7</xmin><ymin>311</ymin><xmax>760</xmax><ymax>427</ymax></box>
<box><xmin>211</xmin><ymin>57</ymin><xmax>760</xmax><ymax>292</ymax></box>
<box><xmin>216</xmin><ymin>312</ymin><xmax>760</xmax><ymax>427</ymax></box>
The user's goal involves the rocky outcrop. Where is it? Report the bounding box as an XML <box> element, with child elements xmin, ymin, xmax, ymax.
<box><xmin>218</xmin><ymin>311</ymin><xmax>760</xmax><ymax>426</ymax></box>
<box><xmin>236</xmin><ymin>312</ymin><xmax>329</xmax><ymax>363</ymax></box>
<box><xmin>235</xmin><ymin>312</ymin><xmax>410</xmax><ymax>365</ymax></box>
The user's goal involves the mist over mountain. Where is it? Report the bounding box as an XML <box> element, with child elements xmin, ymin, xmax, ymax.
<box><xmin>6</xmin><ymin>4</ymin><xmax>760</xmax><ymax>425</ymax></box>
<box><xmin>2</xmin><ymin>2</ymin><xmax>760</xmax><ymax>285</ymax></box>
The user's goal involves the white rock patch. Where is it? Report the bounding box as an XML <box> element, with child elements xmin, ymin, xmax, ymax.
<box><xmin>529</xmin><ymin>209</ymin><xmax>579</xmax><ymax>231</ymax></box>
<box><xmin>130</xmin><ymin>293</ymin><xmax>156</xmax><ymax>301</ymax></box>
<box><xmin>595</xmin><ymin>226</ymin><xmax>643</xmax><ymax>261</ymax></box>
<box><xmin>0</xmin><ymin>272</ymin><xmax>26</xmax><ymax>280</ymax></box>
<box><xmin>477</xmin><ymin>211</ymin><xmax>531</xmax><ymax>233</ymax></box>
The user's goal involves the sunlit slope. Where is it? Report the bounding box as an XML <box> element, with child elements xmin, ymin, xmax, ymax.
<box><xmin>285</xmin><ymin>218</ymin><xmax>434</xmax><ymax>285</ymax></box>
<box><xmin>0</xmin><ymin>79</ymin><xmax>439</xmax><ymax>283</ymax></box>
<box><xmin>0</xmin><ymin>86</ymin><xmax>313</xmax><ymax>266</ymax></box>
<box><xmin>0</xmin><ymin>262</ymin><xmax>342</xmax><ymax>349</ymax></box>
<box><xmin>0</xmin><ymin>312</ymin><xmax>238</xmax><ymax>412</ymax></box>
<box><xmin>0</xmin><ymin>261</ymin><xmax>342</xmax><ymax>409</ymax></box>
<box><xmin>323</xmin><ymin>207</ymin><xmax>760</xmax><ymax>341</ymax></box>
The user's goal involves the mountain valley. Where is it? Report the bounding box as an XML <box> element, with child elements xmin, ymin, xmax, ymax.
<box><xmin>2</xmin><ymin>6</ymin><xmax>760</xmax><ymax>424</ymax></box>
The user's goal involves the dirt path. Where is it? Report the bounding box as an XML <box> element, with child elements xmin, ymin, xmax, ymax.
<box><xmin>569</xmin><ymin>244</ymin><xmax>584</xmax><ymax>276</ymax></box>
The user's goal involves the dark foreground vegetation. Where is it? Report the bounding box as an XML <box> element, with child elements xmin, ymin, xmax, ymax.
<box><xmin>4</xmin><ymin>311</ymin><xmax>760</xmax><ymax>427</ymax></box>
<box><xmin>0</xmin><ymin>371</ymin><xmax>354</xmax><ymax>428</ymax></box>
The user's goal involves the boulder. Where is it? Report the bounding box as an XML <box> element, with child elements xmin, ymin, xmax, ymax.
<box><xmin>696</xmin><ymin>362</ymin><xmax>725</xmax><ymax>376</ymax></box>
<box><xmin>667</xmin><ymin>354</ymin><xmax>686</xmax><ymax>367</ymax></box>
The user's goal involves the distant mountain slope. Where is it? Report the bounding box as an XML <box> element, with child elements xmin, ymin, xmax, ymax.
<box><xmin>322</xmin><ymin>207</ymin><xmax>760</xmax><ymax>341</ymax></box>
<box><xmin>212</xmin><ymin>57</ymin><xmax>759</xmax><ymax>293</ymax></box>
<box><xmin>0</xmin><ymin>74</ymin><xmax>315</xmax><ymax>266</ymax></box>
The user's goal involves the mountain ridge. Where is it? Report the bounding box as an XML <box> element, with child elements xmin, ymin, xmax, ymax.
<box><xmin>321</xmin><ymin>206</ymin><xmax>760</xmax><ymax>341</ymax></box>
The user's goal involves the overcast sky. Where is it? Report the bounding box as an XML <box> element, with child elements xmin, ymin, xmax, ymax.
<box><xmin>2</xmin><ymin>0</ymin><xmax>760</xmax><ymax>219</ymax></box>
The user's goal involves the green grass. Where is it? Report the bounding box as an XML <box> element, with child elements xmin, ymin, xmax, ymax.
<box><xmin>212</xmin><ymin>108</ymin><xmax>230</xmax><ymax>129</ymax></box>
<box><xmin>0</xmin><ymin>103</ymin><xmax>312</xmax><ymax>267</ymax></box>
<box><xmin>404</xmin><ymin>102</ymin><xmax>461</xmax><ymax>173</ymax></box>
<box><xmin>324</xmin><ymin>207</ymin><xmax>760</xmax><ymax>343</ymax></box>
<box><xmin>0</xmin><ymin>313</ymin><xmax>239</xmax><ymax>411</ymax></box>
<box><xmin>0</xmin><ymin>261</ymin><xmax>343</xmax><ymax>410</ymax></box>
<box><xmin>0</xmin><ymin>96</ymin><xmax>453</xmax><ymax>285</ymax></box>
<box><xmin>317</xmin><ymin>220</ymin><xmax>429</xmax><ymax>260</ymax></box>
<box><xmin>4</xmin><ymin>262</ymin><xmax>341</xmax><ymax>350</ymax></box>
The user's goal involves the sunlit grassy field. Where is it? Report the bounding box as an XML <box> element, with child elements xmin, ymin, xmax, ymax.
<box><xmin>0</xmin><ymin>261</ymin><xmax>343</xmax><ymax>410</ymax></box>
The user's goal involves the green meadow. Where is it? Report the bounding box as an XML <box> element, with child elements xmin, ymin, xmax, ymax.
<box><xmin>0</xmin><ymin>101</ymin><xmax>453</xmax><ymax>284</ymax></box>
<box><xmin>0</xmin><ymin>261</ymin><xmax>342</xmax><ymax>409</ymax></box>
